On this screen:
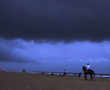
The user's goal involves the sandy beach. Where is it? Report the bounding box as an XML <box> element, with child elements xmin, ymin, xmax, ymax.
<box><xmin>0</xmin><ymin>72</ymin><xmax>110</xmax><ymax>90</ymax></box>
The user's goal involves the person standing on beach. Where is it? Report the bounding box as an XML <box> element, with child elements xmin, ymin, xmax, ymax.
<box><xmin>82</xmin><ymin>63</ymin><xmax>95</xmax><ymax>80</ymax></box>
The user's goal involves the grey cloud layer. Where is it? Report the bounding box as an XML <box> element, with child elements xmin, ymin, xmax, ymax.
<box><xmin>0</xmin><ymin>38</ymin><xmax>110</xmax><ymax>63</ymax></box>
<box><xmin>0</xmin><ymin>38</ymin><xmax>35</xmax><ymax>62</ymax></box>
<box><xmin>0</xmin><ymin>0</ymin><xmax>110</xmax><ymax>41</ymax></box>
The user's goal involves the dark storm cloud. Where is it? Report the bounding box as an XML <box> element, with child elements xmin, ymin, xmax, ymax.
<box><xmin>0</xmin><ymin>0</ymin><xmax>110</xmax><ymax>42</ymax></box>
<box><xmin>0</xmin><ymin>38</ymin><xmax>37</xmax><ymax>62</ymax></box>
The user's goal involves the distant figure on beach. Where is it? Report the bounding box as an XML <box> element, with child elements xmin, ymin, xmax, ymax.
<box><xmin>82</xmin><ymin>65</ymin><xmax>95</xmax><ymax>80</ymax></box>
<box><xmin>51</xmin><ymin>72</ymin><xmax>54</xmax><ymax>76</ymax></box>
<box><xmin>62</xmin><ymin>69</ymin><xmax>67</xmax><ymax>76</ymax></box>
<box><xmin>0</xmin><ymin>66</ymin><xmax>6</xmax><ymax>72</ymax></box>
<box><xmin>78</xmin><ymin>72</ymin><xmax>82</xmax><ymax>77</ymax></box>
<box><xmin>62</xmin><ymin>72</ymin><xmax>66</xmax><ymax>76</ymax></box>
<box><xmin>22</xmin><ymin>69</ymin><xmax>26</xmax><ymax>73</ymax></box>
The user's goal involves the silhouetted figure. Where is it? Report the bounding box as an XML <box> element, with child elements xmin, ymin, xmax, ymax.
<box><xmin>51</xmin><ymin>73</ymin><xmax>54</xmax><ymax>76</ymax></box>
<box><xmin>22</xmin><ymin>69</ymin><xmax>26</xmax><ymax>73</ymax></box>
<box><xmin>82</xmin><ymin>66</ymin><xmax>95</xmax><ymax>80</ymax></box>
<box><xmin>78</xmin><ymin>72</ymin><xmax>82</xmax><ymax>77</ymax></box>
<box><xmin>62</xmin><ymin>72</ymin><xmax>66</xmax><ymax>76</ymax></box>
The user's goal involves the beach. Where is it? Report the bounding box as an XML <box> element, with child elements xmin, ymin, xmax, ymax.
<box><xmin>0</xmin><ymin>72</ymin><xmax>110</xmax><ymax>90</ymax></box>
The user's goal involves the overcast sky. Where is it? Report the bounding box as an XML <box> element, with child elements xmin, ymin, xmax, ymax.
<box><xmin>0</xmin><ymin>0</ymin><xmax>110</xmax><ymax>73</ymax></box>
<box><xmin>0</xmin><ymin>0</ymin><xmax>110</xmax><ymax>41</ymax></box>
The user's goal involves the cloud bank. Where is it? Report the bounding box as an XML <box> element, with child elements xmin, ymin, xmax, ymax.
<box><xmin>0</xmin><ymin>38</ymin><xmax>110</xmax><ymax>63</ymax></box>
